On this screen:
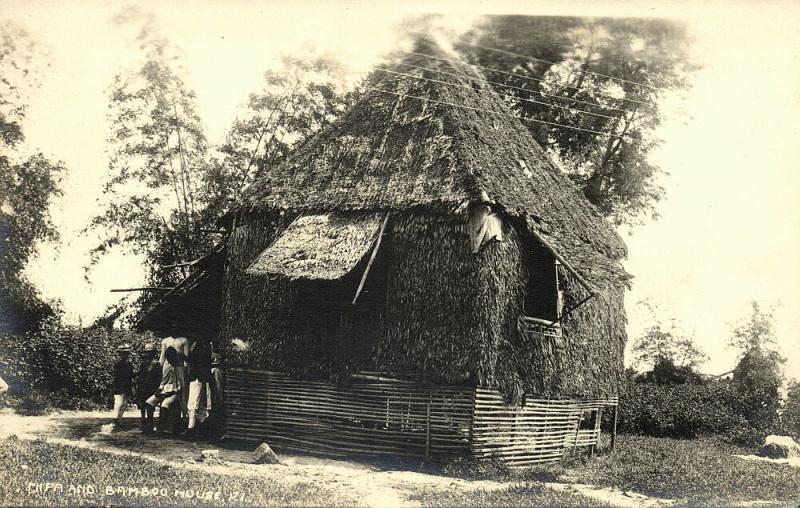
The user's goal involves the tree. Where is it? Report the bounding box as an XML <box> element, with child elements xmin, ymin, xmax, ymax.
<box><xmin>631</xmin><ymin>319</ymin><xmax>707</xmax><ymax>384</ymax></box>
<box><xmin>208</xmin><ymin>52</ymin><xmax>361</xmax><ymax>215</ymax></box>
<box><xmin>782</xmin><ymin>381</ymin><xmax>800</xmax><ymax>440</ymax></box>
<box><xmin>89</xmin><ymin>7</ymin><xmax>214</xmax><ymax>291</ymax></box>
<box><xmin>88</xmin><ymin>8</ymin><xmax>359</xmax><ymax>318</ymax></box>
<box><xmin>0</xmin><ymin>23</ymin><xmax>63</xmax><ymax>335</ymax></box>
<box><xmin>729</xmin><ymin>301</ymin><xmax>785</xmax><ymax>431</ymax></box>
<box><xmin>630</xmin><ymin>300</ymin><xmax>707</xmax><ymax>384</ymax></box>
<box><xmin>457</xmin><ymin>17</ymin><xmax>693</xmax><ymax>225</ymax></box>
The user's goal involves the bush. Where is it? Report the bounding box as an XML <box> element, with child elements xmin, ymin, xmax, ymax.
<box><xmin>0</xmin><ymin>317</ymin><xmax>155</xmax><ymax>408</ymax></box>
<box><xmin>619</xmin><ymin>381</ymin><xmax>772</xmax><ymax>444</ymax></box>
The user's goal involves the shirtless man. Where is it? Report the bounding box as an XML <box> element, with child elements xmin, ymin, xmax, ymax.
<box><xmin>159</xmin><ymin>336</ymin><xmax>189</xmax><ymax>365</ymax></box>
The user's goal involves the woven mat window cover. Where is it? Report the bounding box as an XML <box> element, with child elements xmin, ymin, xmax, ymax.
<box><xmin>246</xmin><ymin>212</ymin><xmax>385</xmax><ymax>280</ymax></box>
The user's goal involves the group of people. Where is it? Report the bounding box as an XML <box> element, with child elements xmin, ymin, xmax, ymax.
<box><xmin>111</xmin><ymin>336</ymin><xmax>224</xmax><ymax>441</ymax></box>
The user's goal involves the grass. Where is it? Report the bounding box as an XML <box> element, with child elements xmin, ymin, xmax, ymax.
<box><xmin>531</xmin><ymin>435</ymin><xmax>800</xmax><ymax>507</ymax></box>
<box><xmin>0</xmin><ymin>436</ymin><xmax>351</xmax><ymax>507</ymax></box>
<box><xmin>409</xmin><ymin>483</ymin><xmax>614</xmax><ymax>507</ymax></box>
<box><xmin>3</xmin><ymin>429</ymin><xmax>800</xmax><ymax>507</ymax></box>
<box><xmin>421</xmin><ymin>435</ymin><xmax>800</xmax><ymax>507</ymax></box>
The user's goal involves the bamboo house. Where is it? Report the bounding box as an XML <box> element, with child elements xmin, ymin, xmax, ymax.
<box><xmin>140</xmin><ymin>40</ymin><xmax>631</xmax><ymax>466</ymax></box>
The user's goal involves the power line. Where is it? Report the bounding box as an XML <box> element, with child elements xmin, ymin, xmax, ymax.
<box><xmin>396</xmin><ymin>60</ymin><xmax>630</xmax><ymax>115</ymax></box>
<box><xmin>407</xmin><ymin>50</ymin><xmax>654</xmax><ymax>108</ymax></box>
<box><xmin>374</xmin><ymin>67</ymin><xmax>620</xmax><ymax>122</ymax></box>
<box><xmin>462</xmin><ymin>41</ymin><xmax>659</xmax><ymax>91</ymax></box>
<box><xmin>367</xmin><ymin>86</ymin><xmax>641</xmax><ymax>141</ymax></box>
<box><xmin>404</xmin><ymin>29</ymin><xmax>658</xmax><ymax>91</ymax></box>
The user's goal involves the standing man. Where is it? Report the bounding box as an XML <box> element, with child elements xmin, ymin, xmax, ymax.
<box><xmin>204</xmin><ymin>351</ymin><xmax>225</xmax><ymax>440</ymax></box>
<box><xmin>183</xmin><ymin>337</ymin><xmax>212</xmax><ymax>440</ymax></box>
<box><xmin>111</xmin><ymin>343</ymin><xmax>134</xmax><ymax>429</ymax></box>
<box><xmin>135</xmin><ymin>343</ymin><xmax>162</xmax><ymax>433</ymax></box>
<box><xmin>0</xmin><ymin>375</ymin><xmax>8</xmax><ymax>397</ymax></box>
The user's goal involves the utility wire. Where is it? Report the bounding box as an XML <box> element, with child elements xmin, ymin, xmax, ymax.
<box><xmin>404</xmin><ymin>29</ymin><xmax>657</xmax><ymax>91</ymax></box>
<box><xmin>367</xmin><ymin>86</ymin><xmax>641</xmax><ymax>141</ymax></box>
<box><xmin>396</xmin><ymin>60</ymin><xmax>630</xmax><ymax>115</ymax></box>
<box><xmin>374</xmin><ymin>67</ymin><xmax>620</xmax><ymax>122</ymax></box>
<box><xmin>407</xmin><ymin>50</ymin><xmax>654</xmax><ymax>108</ymax></box>
<box><xmin>464</xmin><ymin>40</ymin><xmax>659</xmax><ymax>91</ymax></box>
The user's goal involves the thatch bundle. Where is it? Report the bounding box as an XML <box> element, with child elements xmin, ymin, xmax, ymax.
<box><xmin>247</xmin><ymin>213</ymin><xmax>385</xmax><ymax>280</ymax></box>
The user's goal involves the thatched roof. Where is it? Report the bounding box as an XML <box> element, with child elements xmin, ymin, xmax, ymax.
<box><xmin>240</xmin><ymin>39</ymin><xmax>628</xmax><ymax>290</ymax></box>
<box><xmin>247</xmin><ymin>212</ymin><xmax>384</xmax><ymax>280</ymax></box>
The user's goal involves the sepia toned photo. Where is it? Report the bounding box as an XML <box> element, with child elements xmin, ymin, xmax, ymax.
<box><xmin>1</xmin><ymin>1</ymin><xmax>798</xmax><ymax>506</ymax></box>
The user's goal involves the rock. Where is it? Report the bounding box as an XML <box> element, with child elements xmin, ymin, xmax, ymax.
<box><xmin>253</xmin><ymin>442</ymin><xmax>281</xmax><ymax>464</ymax></box>
<box><xmin>200</xmin><ymin>449</ymin><xmax>220</xmax><ymax>460</ymax></box>
<box><xmin>196</xmin><ymin>449</ymin><xmax>224</xmax><ymax>464</ymax></box>
<box><xmin>759</xmin><ymin>435</ymin><xmax>800</xmax><ymax>459</ymax></box>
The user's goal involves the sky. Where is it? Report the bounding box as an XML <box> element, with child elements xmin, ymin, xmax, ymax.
<box><xmin>3</xmin><ymin>0</ymin><xmax>799</xmax><ymax>380</ymax></box>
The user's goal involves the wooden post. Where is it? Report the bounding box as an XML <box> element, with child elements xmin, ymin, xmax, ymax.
<box><xmin>425</xmin><ymin>394</ymin><xmax>431</xmax><ymax>460</ymax></box>
<box><xmin>468</xmin><ymin>387</ymin><xmax>477</xmax><ymax>456</ymax></box>
<box><xmin>610</xmin><ymin>404</ymin><xmax>618</xmax><ymax>452</ymax></box>
<box><xmin>264</xmin><ymin>371</ymin><xmax>271</xmax><ymax>436</ymax></box>
<box><xmin>588</xmin><ymin>407</ymin><xmax>599</xmax><ymax>457</ymax></box>
<box><xmin>352</xmin><ymin>213</ymin><xmax>390</xmax><ymax>305</ymax></box>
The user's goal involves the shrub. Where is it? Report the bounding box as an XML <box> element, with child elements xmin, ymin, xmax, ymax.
<box><xmin>0</xmin><ymin>317</ymin><xmax>155</xmax><ymax>408</ymax></box>
<box><xmin>618</xmin><ymin>381</ymin><xmax>772</xmax><ymax>444</ymax></box>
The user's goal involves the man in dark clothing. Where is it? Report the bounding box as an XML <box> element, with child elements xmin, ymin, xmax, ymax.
<box><xmin>183</xmin><ymin>338</ymin><xmax>212</xmax><ymax>440</ymax></box>
<box><xmin>203</xmin><ymin>351</ymin><xmax>225</xmax><ymax>441</ymax></box>
<box><xmin>111</xmin><ymin>343</ymin><xmax>134</xmax><ymax>428</ymax></box>
<box><xmin>136</xmin><ymin>343</ymin><xmax>162</xmax><ymax>433</ymax></box>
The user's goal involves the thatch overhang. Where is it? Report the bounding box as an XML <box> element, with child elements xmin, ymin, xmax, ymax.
<box><xmin>239</xmin><ymin>39</ymin><xmax>629</xmax><ymax>291</ymax></box>
<box><xmin>135</xmin><ymin>243</ymin><xmax>226</xmax><ymax>340</ymax></box>
<box><xmin>247</xmin><ymin>212</ymin><xmax>385</xmax><ymax>280</ymax></box>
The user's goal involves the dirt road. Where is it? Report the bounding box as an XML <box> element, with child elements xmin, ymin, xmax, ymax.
<box><xmin>0</xmin><ymin>409</ymin><xmax>669</xmax><ymax>507</ymax></box>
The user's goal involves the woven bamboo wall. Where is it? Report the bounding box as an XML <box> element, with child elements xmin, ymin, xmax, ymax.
<box><xmin>225</xmin><ymin>368</ymin><xmax>617</xmax><ymax>466</ymax></box>
<box><xmin>472</xmin><ymin>388</ymin><xmax>617</xmax><ymax>467</ymax></box>
<box><xmin>225</xmin><ymin>368</ymin><xmax>474</xmax><ymax>458</ymax></box>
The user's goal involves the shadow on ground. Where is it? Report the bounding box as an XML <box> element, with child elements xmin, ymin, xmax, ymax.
<box><xmin>30</xmin><ymin>413</ymin><xmax>437</xmax><ymax>474</ymax></box>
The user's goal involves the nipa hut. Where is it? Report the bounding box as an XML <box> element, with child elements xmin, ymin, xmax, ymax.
<box><xmin>140</xmin><ymin>39</ymin><xmax>631</xmax><ymax>467</ymax></box>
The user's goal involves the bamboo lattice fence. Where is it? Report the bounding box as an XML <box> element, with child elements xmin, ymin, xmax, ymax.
<box><xmin>472</xmin><ymin>388</ymin><xmax>617</xmax><ymax>467</ymax></box>
<box><xmin>225</xmin><ymin>368</ymin><xmax>617</xmax><ymax>466</ymax></box>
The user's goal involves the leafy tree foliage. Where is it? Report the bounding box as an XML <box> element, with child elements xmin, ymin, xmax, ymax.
<box><xmin>458</xmin><ymin>17</ymin><xmax>693</xmax><ymax>225</ymax></box>
<box><xmin>209</xmin><ymin>53</ymin><xmax>360</xmax><ymax>213</ymax></box>
<box><xmin>89</xmin><ymin>8</ymin><xmax>215</xmax><ymax>290</ymax></box>
<box><xmin>729</xmin><ymin>301</ymin><xmax>785</xmax><ymax>431</ymax></box>
<box><xmin>630</xmin><ymin>302</ymin><xmax>707</xmax><ymax>384</ymax></box>
<box><xmin>782</xmin><ymin>381</ymin><xmax>800</xmax><ymax>440</ymax></box>
<box><xmin>89</xmin><ymin>9</ymin><xmax>358</xmax><ymax>320</ymax></box>
<box><xmin>0</xmin><ymin>23</ymin><xmax>63</xmax><ymax>335</ymax></box>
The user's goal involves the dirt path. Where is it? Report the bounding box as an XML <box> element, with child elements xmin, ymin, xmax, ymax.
<box><xmin>0</xmin><ymin>409</ymin><xmax>672</xmax><ymax>507</ymax></box>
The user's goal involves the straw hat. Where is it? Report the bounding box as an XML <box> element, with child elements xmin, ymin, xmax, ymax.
<box><xmin>143</xmin><ymin>343</ymin><xmax>157</xmax><ymax>352</ymax></box>
<box><xmin>116</xmin><ymin>343</ymin><xmax>132</xmax><ymax>353</ymax></box>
